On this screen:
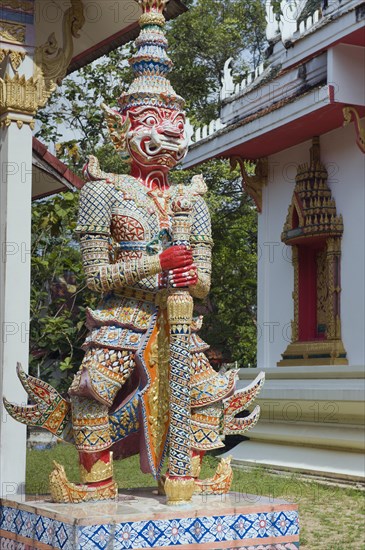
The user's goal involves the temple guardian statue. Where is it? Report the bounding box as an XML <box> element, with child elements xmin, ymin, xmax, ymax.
<box><xmin>4</xmin><ymin>0</ymin><xmax>264</xmax><ymax>505</ymax></box>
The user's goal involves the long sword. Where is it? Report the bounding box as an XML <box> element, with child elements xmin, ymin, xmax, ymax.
<box><xmin>164</xmin><ymin>186</ymin><xmax>195</xmax><ymax>505</ymax></box>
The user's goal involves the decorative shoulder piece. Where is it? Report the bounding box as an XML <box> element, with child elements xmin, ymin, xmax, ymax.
<box><xmin>83</xmin><ymin>156</ymin><xmax>136</xmax><ymax>194</ymax></box>
<box><xmin>190</xmin><ymin>174</ymin><xmax>208</xmax><ymax>196</ymax></box>
<box><xmin>83</xmin><ymin>155</ymin><xmax>112</xmax><ymax>182</ymax></box>
<box><xmin>101</xmin><ymin>103</ymin><xmax>130</xmax><ymax>156</ymax></box>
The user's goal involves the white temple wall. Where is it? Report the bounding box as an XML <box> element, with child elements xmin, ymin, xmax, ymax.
<box><xmin>320</xmin><ymin>121</ymin><xmax>365</xmax><ymax>367</ymax></box>
<box><xmin>257</xmin><ymin>121</ymin><xmax>365</xmax><ymax>368</ymax></box>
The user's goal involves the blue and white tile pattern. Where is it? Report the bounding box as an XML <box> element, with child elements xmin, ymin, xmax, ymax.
<box><xmin>1</xmin><ymin>504</ymin><xmax>299</xmax><ymax>549</ymax></box>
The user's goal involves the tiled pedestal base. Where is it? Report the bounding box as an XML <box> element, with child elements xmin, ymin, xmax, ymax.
<box><xmin>0</xmin><ymin>489</ymin><xmax>299</xmax><ymax>549</ymax></box>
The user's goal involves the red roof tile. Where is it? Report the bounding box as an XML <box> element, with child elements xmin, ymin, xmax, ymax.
<box><xmin>32</xmin><ymin>137</ymin><xmax>84</xmax><ymax>192</ymax></box>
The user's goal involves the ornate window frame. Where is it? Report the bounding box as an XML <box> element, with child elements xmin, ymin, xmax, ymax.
<box><xmin>278</xmin><ymin>138</ymin><xmax>347</xmax><ymax>366</ymax></box>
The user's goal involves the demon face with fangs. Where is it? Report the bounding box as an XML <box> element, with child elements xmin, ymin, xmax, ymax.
<box><xmin>126</xmin><ymin>106</ymin><xmax>188</xmax><ymax>170</ymax></box>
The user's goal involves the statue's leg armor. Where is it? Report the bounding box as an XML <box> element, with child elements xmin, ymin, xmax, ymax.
<box><xmin>190</xmin><ymin>351</ymin><xmax>236</xmax><ymax>453</ymax></box>
<box><xmin>190</xmin><ymin>351</ymin><xmax>235</xmax><ymax>494</ymax></box>
<box><xmin>189</xmin><ymin>351</ymin><xmax>264</xmax><ymax>494</ymax></box>
<box><xmin>50</xmin><ymin>348</ymin><xmax>136</xmax><ymax>503</ymax></box>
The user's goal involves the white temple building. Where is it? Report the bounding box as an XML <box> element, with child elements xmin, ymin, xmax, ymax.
<box><xmin>183</xmin><ymin>0</ymin><xmax>365</xmax><ymax>481</ymax></box>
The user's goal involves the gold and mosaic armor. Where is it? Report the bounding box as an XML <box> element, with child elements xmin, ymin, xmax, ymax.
<box><xmin>68</xmin><ymin>158</ymin><xmax>237</xmax><ymax>477</ymax></box>
<box><xmin>3</xmin><ymin>0</ymin><xmax>264</xmax><ymax>503</ymax></box>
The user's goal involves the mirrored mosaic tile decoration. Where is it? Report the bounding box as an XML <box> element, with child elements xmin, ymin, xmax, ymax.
<box><xmin>0</xmin><ymin>493</ymin><xmax>299</xmax><ymax>549</ymax></box>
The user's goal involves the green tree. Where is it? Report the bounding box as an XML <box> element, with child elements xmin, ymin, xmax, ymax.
<box><xmin>168</xmin><ymin>0</ymin><xmax>266</xmax><ymax>123</ymax></box>
<box><xmin>31</xmin><ymin>191</ymin><xmax>88</xmax><ymax>391</ymax></box>
<box><xmin>171</xmin><ymin>160</ymin><xmax>258</xmax><ymax>365</ymax></box>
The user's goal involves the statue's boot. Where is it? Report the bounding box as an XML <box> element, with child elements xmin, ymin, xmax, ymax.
<box><xmin>49</xmin><ymin>450</ymin><xmax>118</xmax><ymax>503</ymax></box>
<box><xmin>194</xmin><ymin>456</ymin><xmax>233</xmax><ymax>495</ymax></box>
<box><xmin>190</xmin><ymin>372</ymin><xmax>265</xmax><ymax>495</ymax></box>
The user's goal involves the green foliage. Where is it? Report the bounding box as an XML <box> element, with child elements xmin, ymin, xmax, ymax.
<box><xmin>171</xmin><ymin>161</ymin><xmax>257</xmax><ymax>365</ymax></box>
<box><xmin>168</xmin><ymin>0</ymin><xmax>266</xmax><ymax>123</ymax></box>
<box><xmin>36</xmin><ymin>48</ymin><xmax>133</xmax><ymax>161</ymax></box>
<box><xmin>31</xmin><ymin>191</ymin><xmax>95</xmax><ymax>392</ymax></box>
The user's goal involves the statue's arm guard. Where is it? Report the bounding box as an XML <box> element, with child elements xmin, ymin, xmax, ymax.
<box><xmin>189</xmin><ymin>195</ymin><xmax>213</xmax><ymax>299</ymax></box>
<box><xmin>76</xmin><ymin>181</ymin><xmax>162</xmax><ymax>293</ymax></box>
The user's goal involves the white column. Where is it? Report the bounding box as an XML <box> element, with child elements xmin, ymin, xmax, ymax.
<box><xmin>0</xmin><ymin>118</ymin><xmax>33</xmax><ymax>499</ymax></box>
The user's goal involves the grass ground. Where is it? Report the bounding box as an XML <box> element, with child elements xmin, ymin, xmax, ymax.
<box><xmin>26</xmin><ymin>444</ymin><xmax>365</xmax><ymax>550</ymax></box>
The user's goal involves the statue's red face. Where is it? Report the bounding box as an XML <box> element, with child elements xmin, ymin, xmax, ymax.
<box><xmin>125</xmin><ymin>106</ymin><xmax>188</xmax><ymax>170</ymax></box>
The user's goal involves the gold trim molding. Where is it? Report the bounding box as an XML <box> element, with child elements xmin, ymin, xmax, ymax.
<box><xmin>50</xmin><ymin>461</ymin><xmax>118</xmax><ymax>503</ymax></box>
<box><xmin>194</xmin><ymin>456</ymin><xmax>233</xmax><ymax>495</ymax></box>
<box><xmin>0</xmin><ymin>20</ymin><xmax>26</xmax><ymax>44</ymax></box>
<box><xmin>79</xmin><ymin>453</ymin><xmax>114</xmax><ymax>483</ymax></box>
<box><xmin>230</xmin><ymin>156</ymin><xmax>268</xmax><ymax>213</ymax></box>
<box><xmin>343</xmin><ymin>106</ymin><xmax>365</xmax><ymax>154</ymax></box>
<box><xmin>278</xmin><ymin>340</ymin><xmax>348</xmax><ymax>366</ymax></box>
<box><xmin>0</xmin><ymin>0</ymin><xmax>85</xmax><ymax>119</ymax></box>
<box><xmin>0</xmin><ymin>73</ymin><xmax>47</xmax><ymax>117</ymax></box>
<box><xmin>0</xmin><ymin>114</ymin><xmax>35</xmax><ymax>129</ymax></box>
<box><xmin>164</xmin><ymin>476</ymin><xmax>196</xmax><ymax>505</ymax></box>
<box><xmin>0</xmin><ymin>49</ymin><xmax>26</xmax><ymax>72</ymax></box>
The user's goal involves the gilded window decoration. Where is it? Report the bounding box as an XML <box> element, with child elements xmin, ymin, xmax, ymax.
<box><xmin>279</xmin><ymin>137</ymin><xmax>347</xmax><ymax>366</ymax></box>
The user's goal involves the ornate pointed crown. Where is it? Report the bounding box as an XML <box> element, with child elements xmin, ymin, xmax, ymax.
<box><xmin>118</xmin><ymin>0</ymin><xmax>185</xmax><ymax>112</ymax></box>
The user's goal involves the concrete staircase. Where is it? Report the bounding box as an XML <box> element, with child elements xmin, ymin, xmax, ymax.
<box><xmin>225</xmin><ymin>366</ymin><xmax>365</xmax><ymax>482</ymax></box>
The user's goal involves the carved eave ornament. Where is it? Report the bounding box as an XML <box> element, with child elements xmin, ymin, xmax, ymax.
<box><xmin>0</xmin><ymin>0</ymin><xmax>85</xmax><ymax>128</ymax></box>
<box><xmin>343</xmin><ymin>106</ymin><xmax>365</xmax><ymax>154</ymax></box>
<box><xmin>230</xmin><ymin>156</ymin><xmax>268</xmax><ymax>212</ymax></box>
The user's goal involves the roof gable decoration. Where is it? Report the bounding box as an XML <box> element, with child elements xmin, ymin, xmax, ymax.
<box><xmin>34</xmin><ymin>0</ymin><xmax>85</xmax><ymax>106</ymax></box>
<box><xmin>229</xmin><ymin>157</ymin><xmax>268</xmax><ymax>213</ymax></box>
<box><xmin>343</xmin><ymin>106</ymin><xmax>365</xmax><ymax>154</ymax></box>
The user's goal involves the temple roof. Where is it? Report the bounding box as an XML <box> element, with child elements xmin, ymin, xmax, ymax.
<box><xmin>0</xmin><ymin>1</ymin><xmax>186</xmax><ymax>73</ymax></box>
<box><xmin>182</xmin><ymin>0</ymin><xmax>364</xmax><ymax>167</ymax></box>
<box><xmin>32</xmin><ymin>138</ymin><xmax>84</xmax><ymax>200</ymax></box>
